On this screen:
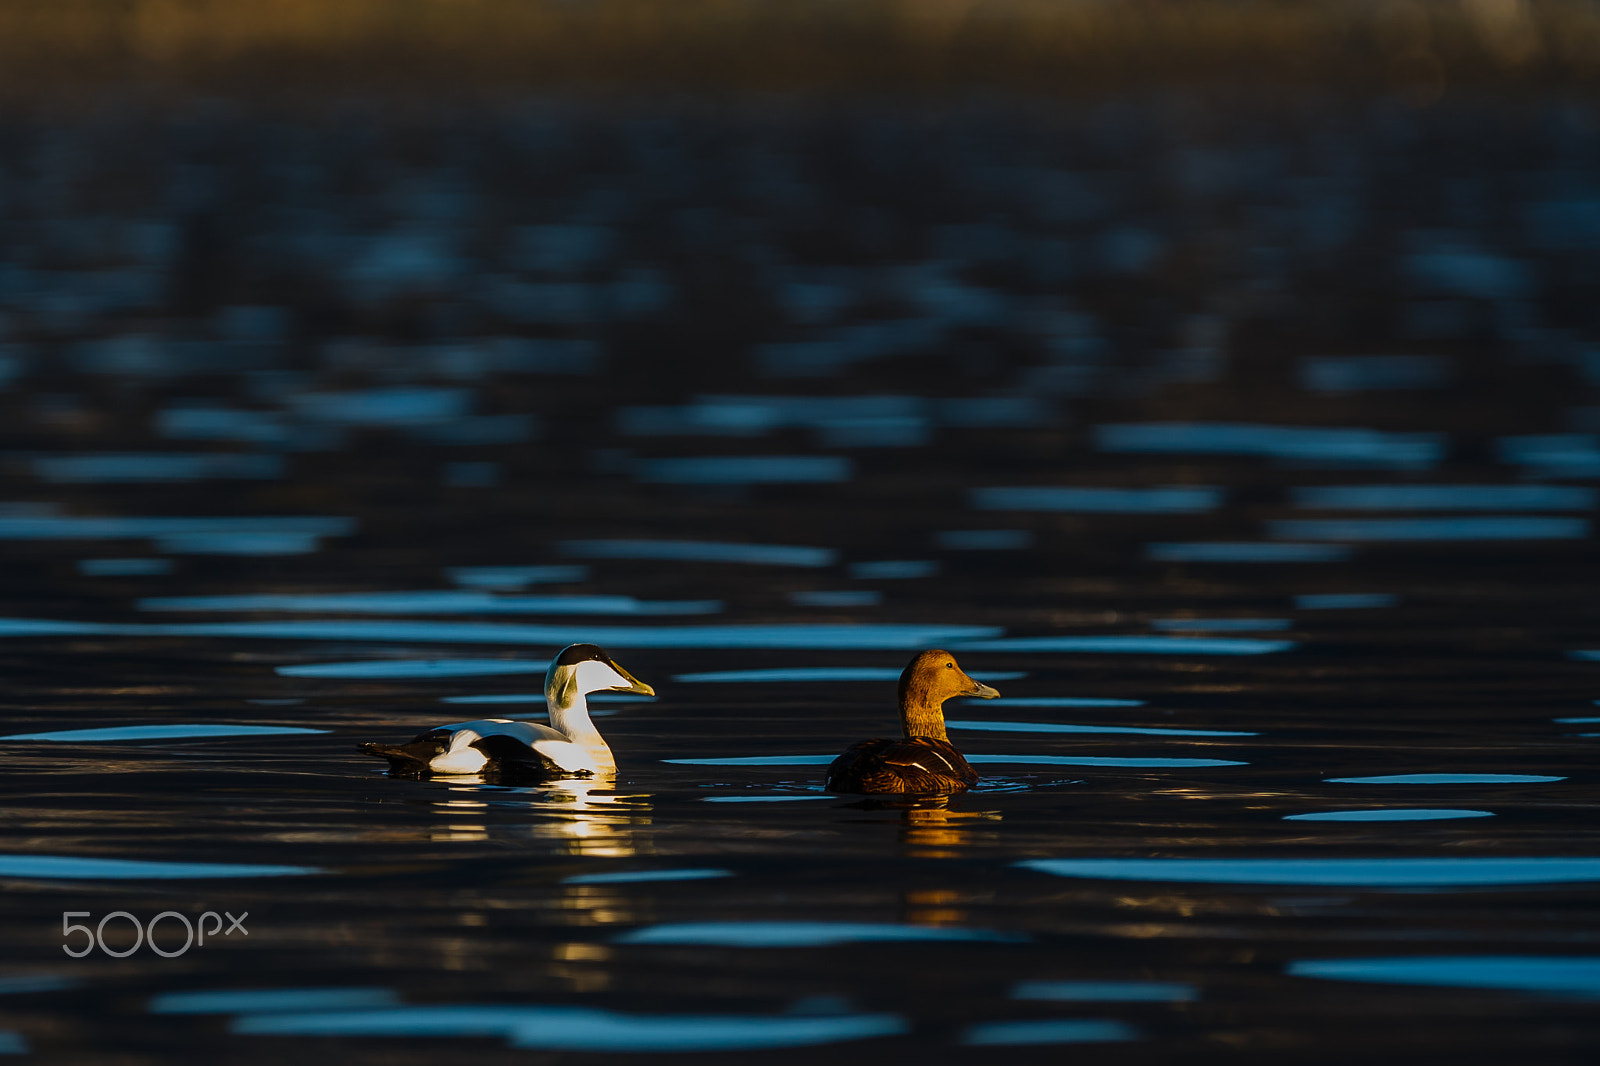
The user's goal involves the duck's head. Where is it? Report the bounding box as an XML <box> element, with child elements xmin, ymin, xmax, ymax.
<box><xmin>898</xmin><ymin>649</ymin><xmax>999</xmax><ymax>715</ymax></box>
<box><xmin>546</xmin><ymin>643</ymin><xmax>656</xmax><ymax>706</ymax></box>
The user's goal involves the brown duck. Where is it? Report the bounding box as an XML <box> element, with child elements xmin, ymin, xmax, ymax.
<box><xmin>825</xmin><ymin>649</ymin><xmax>1000</xmax><ymax>795</ymax></box>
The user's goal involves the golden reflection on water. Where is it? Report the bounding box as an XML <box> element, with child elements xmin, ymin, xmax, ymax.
<box><xmin>904</xmin><ymin>888</ymin><xmax>968</xmax><ymax>927</ymax></box>
<box><xmin>549</xmin><ymin>942</ymin><xmax>615</xmax><ymax>990</ymax></box>
<box><xmin>528</xmin><ymin>779</ymin><xmax>653</xmax><ymax>858</ymax></box>
<box><xmin>558</xmin><ymin>885</ymin><xmax>635</xmax><ymax>928</ymax></box>
<box><xmin>554</xmin><ymin>942</ymin><xmax>612</xmax><ymax>962</ymax></box>
<box><xmin>431</xmin><ymin>780</ymin><xmax>655</xmax><ymax>857</ymax></box>
<box><xmin>900</xmin><ymin>798</ymin><xmax>1001</xmax><ymax>859</ymax></box>
<box><xmin>432</xmin><ymin>795</ymin><xmax>489</xmax><ymax>842</ymax></box>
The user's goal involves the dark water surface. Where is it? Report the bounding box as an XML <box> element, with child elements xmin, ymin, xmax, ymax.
<box><xmin>0</xmin><ymin>94</ymin><xmax>1598</xmax><ymax>1063</ymax></box>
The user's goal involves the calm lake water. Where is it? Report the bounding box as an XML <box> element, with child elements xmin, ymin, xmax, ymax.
<box><xmin>0</xmin><ymin>93</ymin><xmax>1598</xmax><ymax>1063</ymax></box>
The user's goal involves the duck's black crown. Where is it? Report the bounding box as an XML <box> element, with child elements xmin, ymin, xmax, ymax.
<box><xmin>554</xmin><ymin>643</ymin><xmax>612</xmax><ymax>667</ymax></box>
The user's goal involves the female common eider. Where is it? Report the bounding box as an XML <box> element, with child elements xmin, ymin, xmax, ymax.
<box><xmin>359</xmin><ymin>643</ymin><xmax>654</xmax><ymax>778</ymax></box>
<box><xmin>825</xmin><ymin>649</ymin><xmax>999</xmax><ymax>795</ymax></box>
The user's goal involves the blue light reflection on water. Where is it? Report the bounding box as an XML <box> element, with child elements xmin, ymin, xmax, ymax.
<box><xmin>935</xmin><ymin>529</ymin><xmax>1034</xmax><ymax>550</ymax></box>
<box><xmin>151</xmin><ymin>988</ymin><xmax>400</xmax><ymax>1014</ymax></box>
<box><xmin>1095</xmin><ymin>423</ymin><xmax>1444</xmax><ymax>468</ymax></box>
<box><xmin>29</xmin><ymin>453</ymin><xmax>284</xmax><ymax>483</ymax></box>
<box><xmin>1301</xmin><ymin>354</ymin><xmax>1451</xmax><ymax>392</ymax></box>
<box><xmin>666</xmin><ymin>754</ymin><xmax>1244</xmax><ymax>767</ymax></box>
<box><xmin>1291</xmin><ymin>484</ymin><xmax>1597</xmax><ymax>511</ymax></box>
<box><xmin>790</xmin><ymin>590</ymin><xmax>882</xmax><ymax>607</ymax></box>
<box><xmin>666</xmin><ymin>755</ymin><xmax>836</xmax><ymax>766</ymax></box>
<box><xmin>288</xmin><ymin>386</ymin><xmax>471</xmax><ymax>426</ymax></box>
<box><xmin>1150</xmin><ymin>618</ymin><xmax>1292</xmax><ymax>632</ymax></box>
<box><xmin>446</xmin><ymin>565</ymin><xmax>588</xmax><ymax>589</ymax></box>
<box><xmin>965</xmin><ymin>755</ymin><xmax>1245</xmax><ymax>767</ymax></box>
<box><xmin>1011</xmin><ymin>980</ymin><xmax>1197</xmax><ymax>1002</ymax></box>
<box><xmin>0</xmin><ymin>976</ymin><xmax>78</xmax><ymax>996</ymax></box>
<box><xmin>1</xmin><ymin>724</ymin><xmax>325</xmax><ymax>742</ymax></box>
<box><xmin>1287</xmin><ymin>957</ymin><xmax>1600</xmax><ymax>998</ymax></box>
<box><xmin>561</xmin><ymin>868</ymin><xmax>731</xmax><ymax>885</ymax></box>
<box><xmin>673</xmin><ymin>668</ymin><xmax>1025</xmax><ymax>683</ymax></box>
<box><xmin>965</xmin><ymin>696</ymin><xmax>1145</xmax><ymax>707</ymax></box>
<box><xmin>156</xmin><ymin>531</ymin><xmax>325</xmax><ymax>555</ymax></box>
<box><xmin>1270</xmin><ymin>517</ymin><xmax>1590</xmax><ymax>541</ymax></box>
<box><xmin>0</xmin><ymin>619</ymin><xmax>1001</xmax><ymax>650</ymax></box>
<box><xmin>1148</xmin><ymin>542</ymin><xmax>1352</xmax><ymax>563</ymax></box>
<box><xmin>951</xmin><ymin>635</ymin><xmax>1294</xmax><ymax>655</ymax></box>
<box><xmin>1498</xmin><ymin>434</ymin><xmax>1600</xmax><ymax>477</ymax></box>
<box><xmin>961</xmin><ymin>1019</ymin><xmax>1139</xmax><ymax>1046</ymax></box>
<box><xmin>558</xmin><ymin>539</ymin><xmax>836</xmax><ymax>567</ymax></box>
<box><xmin>702</xmin><ymin>795</ymin><xmax>835</xmax><ymax>804</ymax></box>
<box><xmin>230</xmin><ymin>1004</ymin><xmax>909</xmax><ymax>1051</ymax></box>
<box><xmin>138</xmin><ymin>591</ymin><xmax>719</xmax><ymax>616</ymax></box>
<box><xmin>278</xmin><ymin>659</ymin><xmax>547</xmax><ymax>679</ymax></box>
<box><xmin>0</xmin><ymin>854</ymin><xmax>320</xmax><ymax>879</ymax></box>
<box><xmin>970</xmin><ymin>485</ymin><xmax>1223</xmax><ymax>513</ymax></box>
<box><xmin>614</xmin><ymin>922</ymin><xmax>1024</xmax><ymax>946</ymax></box>
<box><xmin>848</xmin><ymin>560</ymin><xmax>938</xmax><ymax>579</ymax></box>
<box><xmin>1020</xmin><ymin>858</ymin><xmax>1600</xmax><ymax>886</ymax></box>
<box><xmin>441</xmin><ymin>693</ymin><xmax>543</xmax><ymax>704</ymax></box>
<box><xmin>1294</xmin><ymin>593</ymin><xmax>1398</xmax><ymax>610</ymax></box>
<box><xmin>634</xmin><ymin>456</ymin><xmax>852</xmax><ymax>485</ymax></box>
<box><xmin>1284</xmin><ymin>809</ymin><xmax>1494</xmax><ymax>822</ymax></box>
<box><xmin>0</xmin><ymin>515</ymin><xmax>354</xmax><ymax>540</ymax></box>
<box><xmin>1326</xmin><ymin>773</ymin><xmax>1564</xmax><ymax>784</ymax></box>
<box><xmin>78</xmin><ymin>558</ymin><xmax>174</xmax><ymax>576</ymax></box>
<box><xmin>947</xmin><ymin>720</ymin><xmax>1255</xmax><ymax>737</ymax></box>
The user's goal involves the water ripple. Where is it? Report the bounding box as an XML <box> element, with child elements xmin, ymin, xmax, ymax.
<box><xmin>674</xmin><ymin>667</ymin><xmax>1023</xmax><ymax>683</ymax></box>
<box><xmin>562</xmin><ymin>868</ymin><xmax>731</xmax><ymax>885</ymax></box>
<box><xmin>962</xmin><ymin>1019</ymin><xmax>1138</xmax><ymax>1045</ymax></box>
<box><xmin>615</xmin><ymin>922</ymin><xmax>1024</xmax><ymax>946</ymax></box>
<box><xmin>1021</xmin><ymin>857</ymin><xmax>1600</xmax><ymax>887</ymax></box>
<box><xmin>1284</xmin><ymin>809</ymin><xmax>1494</xmax><ymax>822</ymax></box>
<box><xmin>1325</xmin><ymin>774</ymin><xmax>1563</xmax><ymax>784</ymax></box>
<box><xmin>1288</xmin><ymin>956</ymin><xmax>1600</xmax><ymax>998</ymax></box>
<box><xmin>231</xmin><ymin>1004</ymin><xmax>908</xmax><ymax>1051</ymax></box>
<box><xmin>1</xmin><ymin>724</ymin><xmax>324</xmax><ymax>742</ymax></box>
<box><xmin>140</xmin><ymin>591</ymin><xmax>719</xmax><ymax>616</ymax></box>
<box><xmin>152</xmin><ymin>988</ymin><xmax>400</xmax><ymax>1014</ymax></box>
<box><xmin>0</xmin><ymin>618</ymin><xmax>1002</xmax><ymax>650</ymax></box>
<box><xmin>952</xmin><ymin>635</ymin><xmax>1294</xmax><ymax>655</ymax></box>
<box><xmin>0</xmin><ymin>854</ymin><xmax>320</xmax><ymax>880</ymax></box>
<box><xmin>948</xmin><ymin>720</ymin><xmax>1255</xmax><ymax>738</ymax></box>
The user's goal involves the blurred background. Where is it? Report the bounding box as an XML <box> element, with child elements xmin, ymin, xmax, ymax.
<box><xmin>3</xmin><ymin>2</ymin><xmax>1600</xmax><ymax>1063</ymax></box>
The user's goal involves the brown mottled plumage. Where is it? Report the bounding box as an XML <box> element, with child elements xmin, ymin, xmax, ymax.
<box><xmin>826</xmin><ymin>650</ymin><xmax>999</xmax><ymax>795</ymax></box>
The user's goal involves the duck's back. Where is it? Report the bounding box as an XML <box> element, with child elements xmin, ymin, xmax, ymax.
<box><xmin>825</xmin><ymin>736</ymin><xmax>979</xmax><ymax>795</ymax></box>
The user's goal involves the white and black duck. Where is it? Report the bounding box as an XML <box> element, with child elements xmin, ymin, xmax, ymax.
<box><xmin>359</xmin><ymin>643</ymin><xmax>654</xmax><ymax>778</ymax></box>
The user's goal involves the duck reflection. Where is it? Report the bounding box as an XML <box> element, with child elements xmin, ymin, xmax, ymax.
<box><xmin>526</xmin><ymin>778</ymin><xmax>653</xmax><ymax>859</ymax></box>
<box><xmin>430</xmin><ymin>796</ymin><xmax>489</xmax><ymax>842</ymax></box>
<box><xmin>431</xmin><ymin>778</ymin><xmax>653</xmax><ymax>858</ymax></box>
<box><xmin>847</xmin><ymin>795</ymin><xmax>1001</xmax><ymax>859</ymax></box>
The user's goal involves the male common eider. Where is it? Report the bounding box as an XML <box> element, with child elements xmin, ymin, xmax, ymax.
<box><xmin>825</xmin><ymin>649</ymin><xmax>999</xmax><ymax>795</ymax></box>
<box><xmin>359</xmin><ymin>643</ymin><xmax>654</xmax><ymax>778</ymax></box>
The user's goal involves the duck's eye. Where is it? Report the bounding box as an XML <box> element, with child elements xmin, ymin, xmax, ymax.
<box><xmin>946</xmin><ymin>662</ymin><xmax>954</xmax><ymax>669</ymax></box>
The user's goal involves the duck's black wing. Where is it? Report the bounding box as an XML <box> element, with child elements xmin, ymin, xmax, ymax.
<box><xmin>826</xmin><ymin>737</ymin><xmax>978</xmax><ymax>795</ymax></box>
<box><xmin>357</xmin><ymin>729</ymin><xmax>452</xmax><ymax>775</ymax></box>
<box><xmin>468</xmin><ymin>732</ymin><xmax>593</xmax><ymax>781</ymax></box>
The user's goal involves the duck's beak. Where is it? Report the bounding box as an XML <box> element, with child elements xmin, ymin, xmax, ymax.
<box><xmin>966</xmin><ymin>679</ymin><xmax>1001</xmax><ymax>700</ymax></box>
<box><xmin>609</xmin><ymin>660</ymin><xmax>656</xmax><ymax>697</ymax></box>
